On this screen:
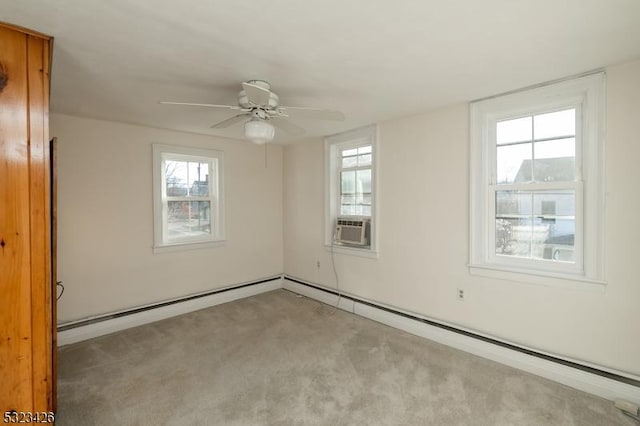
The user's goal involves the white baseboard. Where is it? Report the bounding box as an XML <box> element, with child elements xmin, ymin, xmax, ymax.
<box><xmin>283</xmin><ymin>278</ymin><xmax>640</xmax><ymax>405</ymax></box>
<box><xmin>58</xmin><ymin>278</ymin><xmax>283</xmax><ymax>346</ymax></box>
<box><xmin>283</xmin><ymin>278</ymin><xmax>355</xmax><ymax>312</ymax></box>
<box><xmin>59</xmin><ymin>275</ymin><xmax>639</xmax><ymax>405</ymax></box>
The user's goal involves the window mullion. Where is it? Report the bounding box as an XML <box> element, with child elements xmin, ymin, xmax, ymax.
<box><xmin>166</xmin><ymin>197</ymin><xmax>212</xmax><ymax>202</ymax></box>
<box><xmin>488</xmin><ymin>185</ymin><xmax>497</xmax><ymax>263</ymax></box>
<box><xmin>340</xmin><ymin>165</ymin><xmax>369</xmax><ymax>173</ymax></box>
<box><xmin>530</xmin><ymin>117</ymin><xmax>535</xmax><ymax>184</ymax></box>
<box><xmin>491</xmin><ymin>182</ymin><xmax>579</xmax><ymax>191</ymax></box>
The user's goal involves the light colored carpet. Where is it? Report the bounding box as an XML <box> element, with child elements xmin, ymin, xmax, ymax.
<box><xmin>57</xmin><ymin>289</ymin><xmax>634</xmax><ymax>425</ymax></box>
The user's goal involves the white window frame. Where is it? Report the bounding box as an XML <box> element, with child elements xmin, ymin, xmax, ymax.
<box><xmin>153</xmin><ymin>144</ymin><xmax>225</xmax><ymax>253</ymax></box>
<box><xmin>469</xmin><ymin>73</ymin><xmax>605</xmax><ymax>286</ymax></box>
<box><xmin>325</xmin><ymin>125</ymin><xmax>379</xmax><ymax>257</ymax></box>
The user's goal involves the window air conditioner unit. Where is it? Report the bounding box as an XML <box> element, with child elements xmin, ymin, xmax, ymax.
<box><xmin>335</xmin><ymin>217</ymin><xmax>371</xmax><ymax>246</ymax></box>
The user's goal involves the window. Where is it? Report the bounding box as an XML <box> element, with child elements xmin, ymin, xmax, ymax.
<box><xmin>153</xmin><ymin>144</ymin><xmax>225</xmax><ymax>251</ymax></box>
<box><xmin>325</xmin><ymin>125</ymin><xmax>378</xmax><ymax>254</ymax></box>
<box><xmin>470</xmin><ymin>73</ymin><xmax>605</xmax><ymax>285</ymax></box>
<box><xmin>340</xmin><ymin>145</ymin><xmax>372</xmax><ymax>216</ymax></box>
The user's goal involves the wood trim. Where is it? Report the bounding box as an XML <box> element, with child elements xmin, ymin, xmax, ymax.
<box><xmin>43</xmin><ymin>40</ymin><xmax>54</xmax><ymax>414</ymax></box>
<box><xmin>0</xmin><ymin>26</ymin><xmax>34</xmax><ymax>413</ymax></box>
<box><xmin>27</xmin><ymin>33</ymin><xmax>51</xmax><ymax>413</ymax></box>
<box><xmin>50</xmin><ymin>138</ymin><xmax>57</xmax><ymax>412</ymax></box>
<box><xmin>0</xmin><ymin>62</ymin><xmax>7</xmax><ymax>93</ymax></box>
<box><xmin>0</xmin><ymin>21</ymin><xmax>52</xmax><ymax>41</ymax></box>
<box><xmin>0</xmin><ymin>24</ymin><xmax>54</xmax><ymax>414</ymax></box>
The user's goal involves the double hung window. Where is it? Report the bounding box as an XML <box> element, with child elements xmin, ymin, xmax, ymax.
<box><xmin>470</xmin><ymin>73</ymin><xmax>605</xmax><ymax>284</ymax></box>
<box><xmin>325</xmin><ymin>125</ymin><xmax>378</xmax><ymax>253</ymax></box>
<box><xmin>153</xmin><ymin>144</ymin><xmax>225</xmax><ymax>251</ymax></box>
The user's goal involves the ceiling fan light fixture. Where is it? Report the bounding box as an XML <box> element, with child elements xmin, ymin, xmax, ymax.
<box><xmin>244</xmin><ymin>119</ymin><xmax>275</xmax><ymax>144</ymax></box>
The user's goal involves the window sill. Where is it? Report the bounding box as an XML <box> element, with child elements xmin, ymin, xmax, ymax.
<box><xmin>153</xmin><ymin>239</ymin><xmax>226</xmax><ymax>254</ymax></box>
<box><xmin>325</xmin><ymin>244</ymin><xmax>379</xmax><ymax>259</ymax></box>
<box><xmin>468</xmin><ymin>263</ymin><xmax>606</xmax><ymax>292</ymax></box>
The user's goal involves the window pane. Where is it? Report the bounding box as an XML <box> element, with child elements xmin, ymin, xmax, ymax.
<box><xmin>342</xmin><ymin>146</ymin><xmax>372</xmax><ymax>168</ymax></box>
<box><xmin>497</xmin><ymin>143</ymin><xmax>532</xmax><ymax>184</ymax></box>
<box><xmin>496</xmin><ymin>191</ymin><xmax>531</xmax><ymax>217</ymax></box>
<box><xmin>497</xmin><ymin>116</ymin><xmax>532</xmax><ymax>145</ymax></box>
<box><xmin>534</xmin><ymin>108</ymin><xmax>575</xmax><ymax>139</ymax></box>
<box><xmin>495</xmin><ymin>217</ymin><xmax>532</xmax><ymax>257</ymax></box>
<box><xmin>357</xmin><ymin>169</ymin><xmax>371</xmax><ymax>193</ymax></box>
<box><xmin>188</xmin><ymin>162</ymin><xmax>209</xmax><ymax>196</ymax></box>
<box><xmin>342</xmin><ymin>155</ymin><xmax>358</xmax><ymax>168</ymax></box>
<box><xmin>340</xmin><ymin>201</ymin><xmax>369</xmax><ymax>214</ymax></box>
<box><xmin>358</xmin><ymin>153</ymin><xmax>372</xmax><ymax>166</ymax></box>
<box><xmin>340</xmin><ymin>204</ymin><xmax>356</xmax><ymax>216</ymax></box>
<box><xmin>495</xmin><ymin>190</ymin><xmax>575</xmax><ymax>263</ymax></box>
<box><xmin>165</xmin><ymin>160</ymin><xmax>211</xmax><ymax>196</ymax></box>
<box><xmin>341</xmin><ymin>194</ymin><xmax>355</xmax><ymax>205</ymax></box>
<box><xmin>340</xmin><ymin>168</ymin><xmax>372</xmax><ymax>217</ymax></box>
<box><xmin>496</xmin><ymin>190</ymin><xmax>532</xmax><ymax>258</ymax></box>
<box><xmin>165</xmin><ymin>160</ymin><xmax>189</xmax><ymax>196</ymax></box>
<box><xmin>533</xmin><ymin>191</ymin><xmax>575</xmax><ymax>217</ymax></box>
<box><xmin>535</xmin><ymin>137</ymin><xmax>575</xmax><ymax>160</ymax></box>
<box><xmin>532</xmin><ymin>216</ymin><xmax>575</xmax><ymax>262</ymax></box>
<box><xmin>167</xmin><ymin>201</ymin><xmax>212</xmax><ymax>239</ymax></box>
<box><xmin>533</xmin><ymin>191</ymin><xmax>576</xmax><ymax>262</ymax></box>
<box><xmin>533</xmin><ymin>138</ymin><xmax>575</xmax><ymax>182</ymax></box>
<box><xmin>341</xmin><ymin>171</ymin><xmax>355</xmax><ymax>194</ymax></box>
<box><xmin>357</xmin><ymin>145</ymin><xmax>372</xmax><ymax>166</ymax></box>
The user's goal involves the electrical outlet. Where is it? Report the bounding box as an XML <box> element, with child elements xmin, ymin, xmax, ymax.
<box><xmin>316</xmin><ymin>260</ymin><xmax>321</xmax><ymax>268</ymax></box>
<box><xmin>457</xmin><ymin>288</ymin><xmax>465</xmax><ymax>301</ymax></box>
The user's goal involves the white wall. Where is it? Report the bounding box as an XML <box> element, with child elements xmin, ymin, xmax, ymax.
<box><xmin>52</xmin><ymin>114</ymin><xmax>283</xmax><ymax>322</ymax></box>
<box><xmin>283</xmin><ymin>59</ymin><xmax>640</xmax><ymax>377</ymax></box>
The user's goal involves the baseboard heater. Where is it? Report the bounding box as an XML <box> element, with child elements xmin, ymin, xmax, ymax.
<box><xmin>283</xmin><ymin>275</ymin><xmax>640</xmax><ymax>388</ymax></box>
<box><xmin>57</xmin><ymin>276</ymin><xmax>282</xmax><ymax>332</ymax></box>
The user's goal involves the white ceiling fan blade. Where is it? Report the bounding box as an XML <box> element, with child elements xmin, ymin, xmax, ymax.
<box><xmin>160</xmin><ymin>101</ymin><xmax>246</xmax><ymax>111</ymax></box>
<box><xmin>210</xmin><ymin>114</ymin><xmax>251</xmax><ymax>129</ymax></box>
<box><xmin>242</xmin><ymin>82</ymin><xmax>271</xmax><ymax>106</ymax></box>
<box><xmin>278</xmin><ymin>106</ymin><xmax>345</xmax><ymax>121</ymax></box>
<box><xmin>270</xmin><ymin>117</ymin><xmax>306</xmax><ymax>136</ymax></box>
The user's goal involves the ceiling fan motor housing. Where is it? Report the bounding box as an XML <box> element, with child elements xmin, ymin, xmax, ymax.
<box><xmin>238</xmin><ymin>80</ymin><xmax>279</xmax><ymax>109</ymax></box>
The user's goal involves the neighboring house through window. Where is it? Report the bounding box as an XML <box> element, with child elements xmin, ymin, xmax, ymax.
<box><xmin>325</xmin><ymin>125</ymin><xmax>378</xmax><ymax>255</ymax></box>
<box><xmin>153</xmin><ymin>144</ymin><xmax>225</xmax><ymax>252</ymax></box>
<box><xmin>469</xmin><ymin>73</ymin><xmax>605</xmax><ymax>285</ymax></box>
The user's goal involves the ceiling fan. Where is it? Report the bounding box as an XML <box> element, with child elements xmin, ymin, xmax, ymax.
<box><xmin>160</xmin><ymin>80</ymin><xmax>345</xmax><ymax>144</ymax></box>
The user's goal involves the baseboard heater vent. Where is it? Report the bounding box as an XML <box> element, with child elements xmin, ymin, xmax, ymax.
<box><xmin>283</xmin><ymin>275</ymin><xmax>640</xmax><ymax>389</ymax></box>
<box><xmin>57</xmin><ymin>276</ymin><xmax>282</xmax><ymax>332</ymax></box>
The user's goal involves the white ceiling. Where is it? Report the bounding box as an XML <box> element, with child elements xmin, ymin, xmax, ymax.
<box><xmin>2</xmin><ymin>0</ymin><xmax>640</xmax><ymax>143</ymax></box>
